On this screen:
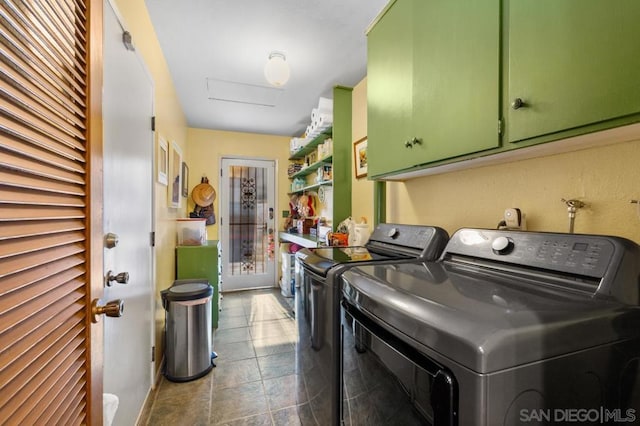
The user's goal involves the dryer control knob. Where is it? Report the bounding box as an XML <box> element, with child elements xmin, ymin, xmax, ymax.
<box><xmin>387</xmin><ymin>227</ymin><xmax>399</xmax><ymax>238</ymax></box>
<box><xmin>492</xmin><ymin>236</ymin><xmax>514</xmax><ymax>255</ymax></box>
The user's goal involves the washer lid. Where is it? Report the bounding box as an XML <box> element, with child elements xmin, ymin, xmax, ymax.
<box><xmin>296</xmin><ymin>246</ymin><xmax>395</xmax><ymax>277</ymax></box>
<box><xmin>167</xmin><ymin>282</ymin><xmax>212</xmax><ymax>301</ymax></box>
<box><xmin>342</xmin><ymin>262</ymin><xmax>640</xmax><ymax>374</ymax></box>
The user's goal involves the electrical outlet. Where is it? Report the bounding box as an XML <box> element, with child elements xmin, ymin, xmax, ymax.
<box><xmin>503</xmin><ymin>208</ymin><xmax>526</xmax><ymax>230</ymax></box>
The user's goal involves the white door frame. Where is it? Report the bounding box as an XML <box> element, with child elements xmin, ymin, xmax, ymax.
<box><xmin>219</xmin><ymin>156</ymin><xmax>278</xmax><ymax>291</ymax></box>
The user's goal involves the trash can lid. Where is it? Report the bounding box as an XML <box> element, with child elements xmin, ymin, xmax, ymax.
<box><xmin>166</xmin><ymin>282</ymin><xmax>212</xmax><ymax>301</ymax></box>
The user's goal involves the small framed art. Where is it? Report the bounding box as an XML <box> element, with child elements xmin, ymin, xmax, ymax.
<box><xmin>168</xmin><ymin>141</ymin><xmax>183</xmax><ymax>208</ymax></box>
<box><xmin>353</xmin><ymin>137</ymin><xmax>368</xmax><ymax>179</ymax></box>
<box><xmin>157</xmin><ymin>137</ymin><xmax>168</xmax><ymax>186</ymax></box>
<box><xmin>181</xmin><ymin>162</ymin><xmax>189</xmax><ymax>197</ymax></box>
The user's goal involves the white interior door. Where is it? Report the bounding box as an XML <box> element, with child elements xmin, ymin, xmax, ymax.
<box><xmin>103</xmin><ymin>1</ymin><xmax>154</xmax><ymax>424</ymax></box>
<box><xmin>220</xmin><ymin>158</ymin><xmax>277</xmax><ymax>291</ymax></box>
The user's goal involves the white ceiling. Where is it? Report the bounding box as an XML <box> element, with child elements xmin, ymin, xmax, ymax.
<box><xmin>144</xmin><ymin>0</ymin><xmax>389</xmax><ymax>137</ymax></box>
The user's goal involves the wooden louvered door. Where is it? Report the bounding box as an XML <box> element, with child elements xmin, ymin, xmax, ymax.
<box><xmin>0</xmin><ymin>0</ymin><xmax>103</xmax><ymax>424</ymax></box>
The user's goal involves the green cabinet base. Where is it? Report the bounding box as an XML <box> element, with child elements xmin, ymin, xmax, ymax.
<box><xmin>176</xmin><ymin>241</ymin><xmax>219</xmax><ymax>329</ymax></box>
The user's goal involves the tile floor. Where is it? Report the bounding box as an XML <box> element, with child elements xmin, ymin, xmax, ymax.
<box><xmin>143</xmin><ymin>288</ymin><xmax>319</xmax><ymax>425</ymax></box>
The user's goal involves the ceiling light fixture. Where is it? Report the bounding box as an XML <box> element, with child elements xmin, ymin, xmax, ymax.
<box><xmin>264</xmin><ymin>52</ymin><xmax>290</xmax><ymax>87</ymax></box>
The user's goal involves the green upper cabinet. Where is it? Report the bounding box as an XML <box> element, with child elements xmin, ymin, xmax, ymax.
<box><xmin>505</xmin><ymin>0</ymin><xmax>640</xmax><ymax>143</ymax></box>
<box><xmin>367</xmin><ymin>0</ymin><xmax>414</xmax><ymax>177</ymax></box>
<box><xmin>412</xmin><ymin>0</ymin><xmax>500</xmax><ymax>165</ymax></box>
<box><xmin>367</xmin><ymin>0</ymin><xmax>500</xmax><ymax>179</ymax></box>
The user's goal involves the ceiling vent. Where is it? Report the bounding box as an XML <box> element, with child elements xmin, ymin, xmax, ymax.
<box><xmin>206</xmin><ymin>78</ymin><xmax>283</xmax><ymax>107</ymax></box>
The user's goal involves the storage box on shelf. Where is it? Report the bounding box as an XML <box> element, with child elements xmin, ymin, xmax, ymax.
<box><xmin>176</xmin><ymin>218</ymin><xmax>207</xmax><ymax>246</ymax></box>
<box><xmin>296</xmin><ymin>218</ymin><xmax>314</xmax><ymax>234</ymax></box>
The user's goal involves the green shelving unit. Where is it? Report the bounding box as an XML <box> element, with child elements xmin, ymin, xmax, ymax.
<box><xmin>288</xmin><ymin>155</ymin><xmax>333</xmax><ymax>179</ymax></box>
<box><xmin>288</xmin><ymin>130</ymin><xmax>332</xmax><ymax>160</ymax></box>
<box><xmin>283</xmin><ymin>86</ymin><xmax>352</xmax><ymax>234</ymax></box>
<box><xmin>288</xmin><ymin>180</ymin><xmax>332</xmax><ymax>196</ymax></box>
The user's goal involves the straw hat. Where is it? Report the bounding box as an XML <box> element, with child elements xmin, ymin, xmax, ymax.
<box><xmin>192</xmin><ymin>183</ymin><xmax>216</xmax><ymax>207</ymax></box>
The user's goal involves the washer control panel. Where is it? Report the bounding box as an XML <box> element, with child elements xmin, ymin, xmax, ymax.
<box><xmin>368</xmin><ymin>223</ymin><xmax>448</xmax><ymax>259</ymax></box>
<box><xmin>528</xmin><ymin>237</ymin><xmax>613</xmax><ymax>277</ymax></box>
<box><xmin>447</xmin><ymin>229</ymin><xmax>618</xmax><ymax>278</ymax></box>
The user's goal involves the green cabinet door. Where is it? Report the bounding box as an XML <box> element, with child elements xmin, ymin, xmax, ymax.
<box><xmin>506</xmin><ymin>0</ymin><xmax>640</xmax><ymax>143</ymax></box>
<box><xmin>367</xmin><ymin>0</ymin><xmax>414</xmax><ymax>178</ymax></box>
<box><xmin>367</xmin><ymin>0</ymin><xmax>500</xmax><ymax>178</ymax></box>
<box><xmin>412</xmin><ymin>0</ymin><xmax>500</xmax><ymax>164</ymax></box>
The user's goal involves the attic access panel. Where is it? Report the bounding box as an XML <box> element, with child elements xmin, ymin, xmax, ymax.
<box><xmin>206</xmin><ymin>77</ymin><xmax>283</xmax><ymax>107</ymax></box>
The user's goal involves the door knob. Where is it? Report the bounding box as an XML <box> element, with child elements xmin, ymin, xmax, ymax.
<box><xmin>91</xmin><ymin>299</ymin><xmax>124</xmax><ymax>323</ymax></box>
<box><xmin>512</xmin><ymin>98</ymin><xmax>526</xmax><ymax>110</ymax></box>
<box><xmin>105</xmin><ymin>270</ymin><xmax>129</xmax><ymax>286</ymax></box>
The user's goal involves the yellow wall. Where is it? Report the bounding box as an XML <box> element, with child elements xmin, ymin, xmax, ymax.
<box><xmin>186</xmin><ymin>128</ymin><xmax>291</xmax><ymax>240</ymax></box>
<box><xmin>351</xmin><ymin>77</ymin><xmax>640</xmax><ymax>244</ymax></box>
<box><xmin>112</xmin><ymin>0</ymin><xmax>188</xmax><ymax>372</ymax></box>
<box><xmin>351</xmin><ymin>78</ymin><xmax>375</xmax><ymax>227</ymax></box>
<box><xmin>386</xmin><ymin>139</ymin><xmax>640</xmax><ymax>242</ymax></box>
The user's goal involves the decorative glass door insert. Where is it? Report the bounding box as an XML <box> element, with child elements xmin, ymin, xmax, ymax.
<box><xmin>221</xmin><ymin>158</ymin><xmax>276</xmax><ymax>291</ymax></box>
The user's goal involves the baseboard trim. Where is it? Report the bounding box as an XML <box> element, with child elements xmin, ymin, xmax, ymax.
<box><xmin>135</xmin><ymin>356</ymin><xmax>165</xmax><ymax>425</ymax></box>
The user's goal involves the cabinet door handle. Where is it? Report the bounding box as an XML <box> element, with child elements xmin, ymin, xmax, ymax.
<box><xmin>404</xmin><ymin>138</ymin><xmax>422</xmax><ymax>148</ymax></box>
<box><xmin>512</xmin><ymin>98</ymin><xmax>526</xmax><ymax>110</ymax></box>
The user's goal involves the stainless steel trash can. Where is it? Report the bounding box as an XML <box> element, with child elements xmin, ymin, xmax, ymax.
<box><xmin>162</xmin><ymin>279</ymin><xmax>214</xmax><ymax>382</ymax></box>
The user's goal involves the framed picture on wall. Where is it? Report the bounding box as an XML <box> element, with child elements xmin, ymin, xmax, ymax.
<box><xmin>353</xmin><ymin>137</ymin><xmax>368</xmax><ymax>179</ymax></box>
<box><xmin>168</xmin><ymin>141</ymin><xmax>183</xmax><ymax>208</ymax></box>
<box><xmin>157</xmin><ymin>137</ymin><xmax>168</xmax><ymax>186</ymax></box>
<box><xmin>181</xmin><ymin>162</ymin><xmax>189</xmax><ymax>197</ymax></box>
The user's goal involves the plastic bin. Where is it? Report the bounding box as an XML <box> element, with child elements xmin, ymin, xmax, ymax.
<box><xmin>161</xmin><ymin>279</ymin><xmax>214</xmax><ymax>382</ymax></box>
<box><xmin>280</xmin><ymin>253</ymin><xmax>295</xmax><ymax>297</ymax></box>
<box><xmin>176</xmin><ymin>218</ymin><xmax>206</xmax><ymax>246</ymax></box>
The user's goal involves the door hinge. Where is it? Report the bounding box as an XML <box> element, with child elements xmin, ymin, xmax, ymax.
<box><xmin>150</xmin><ymin>231</ymin><xmax>155</xmax><ymax>247</ymax></box>
<box><xmin>151</xmin><ymin>346</ymin><xmax>155</xmax><ymax>362</ymax></box>
<box><xmin>220</xmin><ymin>217</ymin><xmax>223</xmax><ymax>226</ymax></box>
<box><xmin>220</xmin><ymin>168</ymin><xmax>223</xmax><ymax>177</ymax></box>
<box><xmin>122</xmin><ymin>31</ymin><xmax>135</xmax><ymax>51</ymax></box>
<box><xmin>151</xmin><ymin>116</ymin><xmax>156</xmax><ymax>131</ymax></box>
<box><xmin>498</xmin><ymin>118</ymin><xmax>504</xmax><ymax>135</ymax></box>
